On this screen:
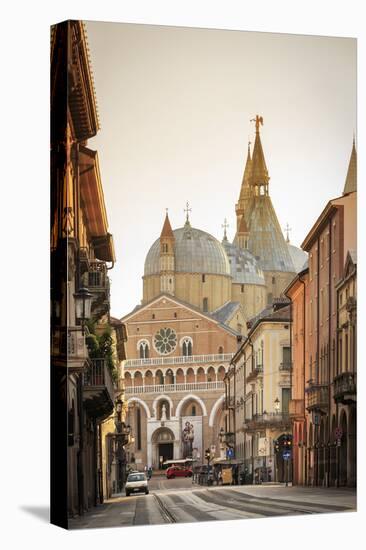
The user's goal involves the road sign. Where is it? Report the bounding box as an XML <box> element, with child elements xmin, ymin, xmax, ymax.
<box><xmin>283</xmin><ymin>451</ymin><xmax>291</xmax><ymax>460</ymax></box>
<box><xmin>226</xmin><ymin>448</ymin><xmax>234</xmax><ymax>459</ymax></box>
<box><xmin>334</xmin><ymin>427</ymin><xmax>343</xmax><ymax>439</ymax></box>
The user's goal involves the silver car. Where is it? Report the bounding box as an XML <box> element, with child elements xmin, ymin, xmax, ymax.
<box><xmin>125</xmin><ymin>472</ymin><xmax>149</xmax><ymax>496</ymax></box>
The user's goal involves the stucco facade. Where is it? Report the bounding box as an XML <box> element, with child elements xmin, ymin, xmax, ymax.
<box><xmin>121</xmin><ymin>294</ymin><xmax>238</xmax><ymax>469</ymax></box>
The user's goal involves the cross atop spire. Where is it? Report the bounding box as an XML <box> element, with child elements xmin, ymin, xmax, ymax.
<box><xmin>284</xmin><ymin>223</ymin><xmax>291</xmax><ymax>243</ymax></box>
<box><xmin>184</xmin><ymin>201</ymin><xmax>192</xmax><ymax>225</ymax></box>
<box><xmin>222</xmin><ymin>218</ymin><xmax>229</xmax><ymax>241</ymax></box>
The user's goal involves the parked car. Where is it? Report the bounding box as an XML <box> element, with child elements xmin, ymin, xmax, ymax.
<box><xmin>125</xmin><ymin>472</ymin><xmax>149</xmax><ymax>496</ymax></box>
<box><xmin>166</xmin><ymin>465</ymin><xmax>193</xmax><ymax>479</ymax></box>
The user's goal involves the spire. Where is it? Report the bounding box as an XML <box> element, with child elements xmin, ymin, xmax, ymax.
<box><xmin>239</xmin><ymin>141</ymin><xmax>252</xmax><ymax>200</ymax></box>
<box><xmin>160</xmin><ymin>210</ymin><xmax>174</xmax><ymax>238</ymax></box>
<box><xmin>284</xmin><ymin>223</ymin><xmax>291</xmax><ymax>243</ymax></box>
<box><xmin>184</xmin><ymin>201</ymin><xmax>192</xmax><ymax>227</ymax></box>
<box><xmin>222</xmin><ymin>218</ymin><xmax>229</xmax><ymax>242</ymax></box>
<box><xmin>343</xmin><ymin>138</ymin><xmax>357</xmax><ymax>195</ymax></box>
<box><xmin>250</xmin><ymin>115</ymin><xmax>270</xmax><ymax>194</ymax></box>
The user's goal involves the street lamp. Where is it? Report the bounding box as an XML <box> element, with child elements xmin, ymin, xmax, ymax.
<box><xmin>74</xmin><ymin>286</ymin><xmax>93</xmax><ymax>334</ymax></box>
<box><xmin>274</xmin><ymin>397</ymin><xmax>280</xmax><ymax>414</ymax></box>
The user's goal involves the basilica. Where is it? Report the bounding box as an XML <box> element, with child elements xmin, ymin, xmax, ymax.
<box><xmin>121</xmin><ymin>116</ymin><xmax>307</xmax><ymax>469</ymax></box>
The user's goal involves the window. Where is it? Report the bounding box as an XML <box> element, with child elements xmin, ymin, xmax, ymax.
<box><xmin>282</xmin><ymin>388</ymin><xmax>291</xmax><ymax>413</ymax></box>
<box><xmin>139</xmin><ymin>341</ymin><xmax>149</xmax><ymax>359</ymax></box>
<box><xmin>203</xmin><ymin>298</ymin><xmax>208</xmax><ymax>312</ymax></box>
<box><xmin>202</xmin><ymin>274</ymin><xmax>206</xmax><ymax>283</ymax></box>
<box><xmin>282</xmin><ymin>346</ymin><xmax>291</xmax><ymax>366</ymax></box>
<box><xmin>162</xmin><ymin>243</ymin><xmax>168</xmax><ymax>253</ymax></box>
<box><xmin>218</xmin><ymin>346</ymin><xmax>224</xmax><ymax>354</ymax></box>
<box><xmin>182</xmin><ymin>337</ymin><xmax>193</xmax><ymax>357</ymax></box>
<box><xmin>272</xmin><ymin>276</ymin><xmax>276</xmax><ymax>285</ymax></box>
<box><xmin>174</xmin><ymin>312</ymin><xmax>177</xmax><ymax>318</ymax></box>
<box><xmin>241</xmin><ymin>284</ymin><xmax>244</xmax><ymax>293</ymax></box>
<box><xmin>152</xmin><ymin>314</ymin><xmax>155</xmax><ymax>319</ymax></box>
<box><xmin>191</xmin><ymin>406</ymin><xmax>196</xmax><ymax>416</ymax></box>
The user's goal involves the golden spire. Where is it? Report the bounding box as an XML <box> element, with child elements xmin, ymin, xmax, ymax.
<box><xmin>250</xmin><ymin>114</ymin><xmax>269</xmax><ymax>192</ymax></box>
<box><xmin>239</xmin><ymin>140</ymin><xmax>252</xmax><ymax>202</ymax></box>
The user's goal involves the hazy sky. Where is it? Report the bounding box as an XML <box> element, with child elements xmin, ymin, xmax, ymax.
<box><xmin>85</xmin><ymin>21</ymin><xmax>356</xmax><ymax>318</ymax></box>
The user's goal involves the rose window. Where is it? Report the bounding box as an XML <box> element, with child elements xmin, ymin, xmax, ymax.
<box><xmin>154</xmin><ymin>327</ymin><xmax>177</xmax><ymax>355</ymax></box>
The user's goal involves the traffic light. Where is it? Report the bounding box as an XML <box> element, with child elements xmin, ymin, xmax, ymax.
<box><xmin>205</xmin><ymin>448</ymin><xmax>210</xmax><ymax>460</ymax></box>
<box><xmin>274</xmin><ymin>439</ymin><xmax>280</xmax><ymax>453</ymax></box>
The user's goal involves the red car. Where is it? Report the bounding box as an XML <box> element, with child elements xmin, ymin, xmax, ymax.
<box><xmin>166</xmin><ymin>466</ymin><xmax>193</xmax><ymax>479</ymax></box>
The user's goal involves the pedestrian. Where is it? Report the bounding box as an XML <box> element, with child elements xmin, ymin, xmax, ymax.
<box><xmin>148</xmin><ymin>466</ymin><xmax>152</xmax><ymax>479</ymax></box>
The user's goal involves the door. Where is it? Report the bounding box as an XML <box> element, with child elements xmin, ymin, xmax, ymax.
<box><xmin>159</xmin><ymin>443</ymin><xmax>173</xmax><ymax>463</ymax></box>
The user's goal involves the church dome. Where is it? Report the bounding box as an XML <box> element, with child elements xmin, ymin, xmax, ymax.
<box><xmin>287</xmin><ymin>243</ymin><xmax>308</xmax><ymax>273</ymax></box>
<box><xmin>223</xmin><ymin>241</ymin><xmax>266</xmax><ymax>286</ymax></box>
<box><xmin>144</xmin><ymin>224</ymin><xmax>231</xmax><ymax>277</ymax></box>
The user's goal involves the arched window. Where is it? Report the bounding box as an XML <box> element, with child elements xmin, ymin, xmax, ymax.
<box><xmin>203</xmin><ymin>297</ymin><xmax>208</xmax><ymax>312</ymax></box>
<box><xmin>139</xmin><ymin>340</ymin><xmax>149</xmax><ymax>359</ymax></box>
<box><xmin>191</xmin><ymin>405</ymin><xmax>196</xmax><ymax>416</ymax></box>
<box><xmin>218</xmin><ymin>346</ymin><xmax>224</xmax><ymax>355</ymax></box>
<box><xmin>182</xmin><ymin>337</ymin><xmax>193</xmax><ymax>357</ymax></box>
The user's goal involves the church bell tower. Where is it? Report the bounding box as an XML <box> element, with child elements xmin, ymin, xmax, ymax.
<box><xmin>159</xmin><ymin>212</ymin><xmax>175</xmax><ymax>295</ymax></box>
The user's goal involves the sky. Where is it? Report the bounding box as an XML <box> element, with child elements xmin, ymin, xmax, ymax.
<box><xmin>85</xmin><ymin>21</ymin><xmax>356</xmax><ymax>318</ymax></box>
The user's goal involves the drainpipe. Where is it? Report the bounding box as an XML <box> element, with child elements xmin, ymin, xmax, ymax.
<box><xmin>327</xmin><ymin>218</ymin><xmax>332</xmax><ymax>487</ymax></box>
<box><xmin>298</xmin><ymin>274</ymin><xmax>307</xmax><ymax>486</ymax></box>
<box><xmin>316</xmin><ymin>237</ymin><xmax>320</xmax><ymax>487</ymax></box>
<box><xmin>289</xmin><ymin>299</ymin><xmax>293</xmax><ymax>484</ymax></box>
<box><xmin>247</xmin><ymin>334</ymin><xmax>254</xmax><ymax>482</ymax></box>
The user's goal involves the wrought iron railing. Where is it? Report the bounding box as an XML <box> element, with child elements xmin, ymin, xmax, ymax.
<box><xmin>83</xmin><ymin>358</ymin><xmax>115</xmax><ymax>400</ymax></box>
<box><xmin>333</xmin><ymin>372</ymin><xmax>356</xmax><ymax>401</ymax></box>
<box><xmin>279</xmin><ymin>361</ymin><xmax>292</xmax><ymax>371</ymax></box>
<box><xmin>51</xmin><ymin>326</ymin><xmax>87</xmax><ymax>360</ymax></box>
<box><xmin>305</xmin><ymin>382</ymin><xmax>328</xmax><ymax>410</ymax></box>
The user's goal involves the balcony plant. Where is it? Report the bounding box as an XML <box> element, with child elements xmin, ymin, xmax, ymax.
<box><xmin>86</xmin><ymin>320</ymin><xmax>118</xmax><ymax>383</ymax></box>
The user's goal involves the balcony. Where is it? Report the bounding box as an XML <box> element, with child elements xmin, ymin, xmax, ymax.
<box><xmin>279</xmin><ymin>361</ymin><xmax>292</xmax><ymax>372</ymax></box>
<box><xmin>333</xmin><ymin>372</ymin><xmax>356</xmax><ymax>404</ymax></box>
<box><xmin>78</xmin><ymin>246</ymin><xmax>90</xmax><ymax>274</ymax></box>
<box><xmin>51</xmin><ymin>326</ymin><xmax>88</xmax><ymax>371</ymax></box>
<box><xmin>289</xmin><ymin>399</ymin><xmax>305</xmax><ymax>419</ymax></box>
<box><xmin>305</xmin><ymin>382</ymin><xmax>328</xmax><ymax>413</ymax></box>
<box><xmin>125</xmin><ymin>380</ymin><xmax>224</xmax><ymax>395</ymax></box>
<box><xmin>87</xmin><ymin>261</ymin><xmax>110</xmax><ymax>319</ymax></box>
<box><xmin>246</xmin><ymin>364</ymin><xmax>263</xmax><ymax>382</ymax></box>
<box><xmin>124</xmin><ymin>353</ymin><xmax>234</xmax><ymax>369</ymax></box>
<box><xmin>83</xmin><ymin>358</ymin><xmax>115</xmax><ymax>418</ymax></box>
<box><xmin>243</xmin><ymin>412</ymin><xmax>291</xmax><ymax>430</ymax></box>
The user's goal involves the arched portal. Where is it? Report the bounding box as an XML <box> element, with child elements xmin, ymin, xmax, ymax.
<box><xmin>151</xmin><ymin>427</ymin><xmax>175</xmax><ymax>468</ymax></box>
<box><xmin>348</xmin><ymin>407</ymin><xmax>356</xmax><ymax>487</ymax></box>
<box><xmin>330</xmin><ymin>415</ymin><xmax>337</xmax><ymax>485</ymax></box>
<box><xmin>339</xmin><ymin>410</ymin><xmax>348</xmax><ymax>486</ymax></box>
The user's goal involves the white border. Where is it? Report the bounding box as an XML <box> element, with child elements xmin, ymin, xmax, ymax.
<box><xmin>4</xmin><ymin>2</ymin><xmax>364</xmax><ymax>549</ymax></box>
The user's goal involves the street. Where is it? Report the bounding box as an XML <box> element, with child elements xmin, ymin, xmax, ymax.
<box><xmin>69</xmin><ymin>477</ymin><xmax>356</xmax><ymax>529</ymax></box>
